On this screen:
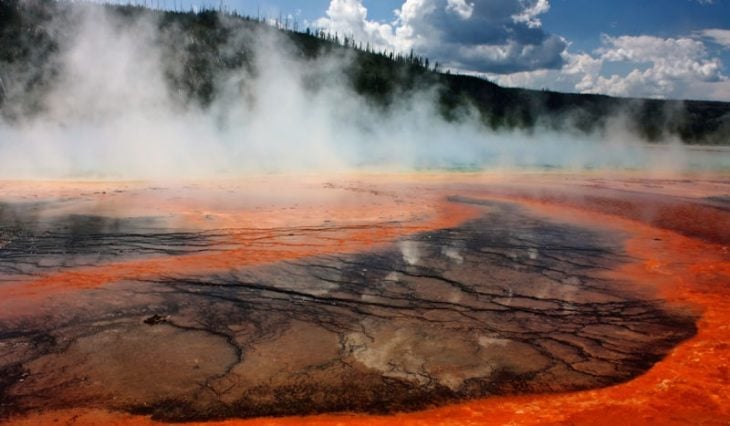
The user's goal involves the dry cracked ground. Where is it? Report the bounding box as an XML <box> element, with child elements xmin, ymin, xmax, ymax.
<box><xmin>0</xmin><ymin>191</ymin><xmax>697</xmax><ymax>422</ymax></box>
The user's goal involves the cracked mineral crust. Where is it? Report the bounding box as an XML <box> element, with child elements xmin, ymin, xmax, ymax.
<box><xmin>0</xmin><ymin>178</ymin><xmax>707</xmax><ymax>422</ymax></box>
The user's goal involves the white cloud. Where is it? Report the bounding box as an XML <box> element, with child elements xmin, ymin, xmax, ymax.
<box><xmin>511</xmin><ymin>0</ymin><xmax>549</xmax><ymax>28</ymax></box>
<box><xmin>490</xmin><ymin>34</ymin><xmax>728</xmax><ymax>100</ymax></box>
<box><xmin>315</xmin><ymin>0</ymin><xmax>567</xmax><ymax>73</ymax></box>
<box><xmin>587</xmin><ymin>35</ymin><xmax>724</xmax><ymax>98</ymax></box>
<box><xmin>486</xmin><ymin>51</ymin><xmax>600</xmax><ymax>93</ymax></box>
<box><xmin>696</xmin><ymin>28</ymin><xmax>730</xmax><ymax>48</ymax></box>
<box><xmin>314</xmin><ymin>0</ymin><xmax>397</xmax><ymax>51</ymax></box>
<box><xmin>446</xmin><ymin>0</ymin><xmax>475</xmax><ymax>19</ymax></box>
<box><xmin>314</xmin><ymin>1</ymin><xmax>728</xmax><ymax>100</ymax></box>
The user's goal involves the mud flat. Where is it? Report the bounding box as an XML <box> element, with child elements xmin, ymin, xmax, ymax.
<box><xmin>0</xmin><ymin>172</ymin><xmax>727</xmax><ymax>425</ymax></box>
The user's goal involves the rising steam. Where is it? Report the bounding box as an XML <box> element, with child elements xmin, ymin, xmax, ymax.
<box><xmin>0</xmin><ymin>3</ymin><xmax>726</xmax><ymax>179</ymax></box>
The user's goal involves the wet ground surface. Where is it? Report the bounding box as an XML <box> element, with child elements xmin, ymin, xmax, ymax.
<box><xmin>0</xmin><ymin>203</ymin><xmax>223</xmax><ymax>278</ymax></box>
<box><xmin>0</xmin><ymin>182</ymin><xmax>700</xmax><ymax>422</ymax></box>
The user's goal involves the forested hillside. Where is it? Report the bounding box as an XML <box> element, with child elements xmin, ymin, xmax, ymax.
<box><xmin>1</xmin><ymin>0</ymin><xmax>729</xmax><ymax>144</ymax></box>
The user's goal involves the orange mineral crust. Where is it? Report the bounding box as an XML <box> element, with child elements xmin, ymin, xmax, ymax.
<box><xmin>0</xmin><ymin>176</ymin><xmax>480</xmax><ymax>318</ymax></box>
<box><xmin>2</xmin><ymin>172</ymin><xmax>729</xmax><ymax>425</ymax></box>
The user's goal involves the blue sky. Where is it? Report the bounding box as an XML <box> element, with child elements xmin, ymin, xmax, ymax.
<box><xmin>160</xmin><ymin>0</ymin><xmax>730</xmax><ymax>101</ymax></box>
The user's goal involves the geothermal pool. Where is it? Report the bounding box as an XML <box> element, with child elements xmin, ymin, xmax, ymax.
<box><xmin>0</xmin><ymin>172</ymin><xmax>728</xmax><ymax>425</ymax></box>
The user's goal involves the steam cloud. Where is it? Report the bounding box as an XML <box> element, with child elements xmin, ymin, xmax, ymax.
<box><xmin>0</xmin><ymin>4</ymin><xmax>726</xmax><ymax>179</ymax></box>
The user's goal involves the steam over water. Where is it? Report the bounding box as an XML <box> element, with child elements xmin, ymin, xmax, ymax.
<box><xmin>0</xmin><ymin>4</ymin><xmax>727</xmax><ymax>179</ymax></box>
